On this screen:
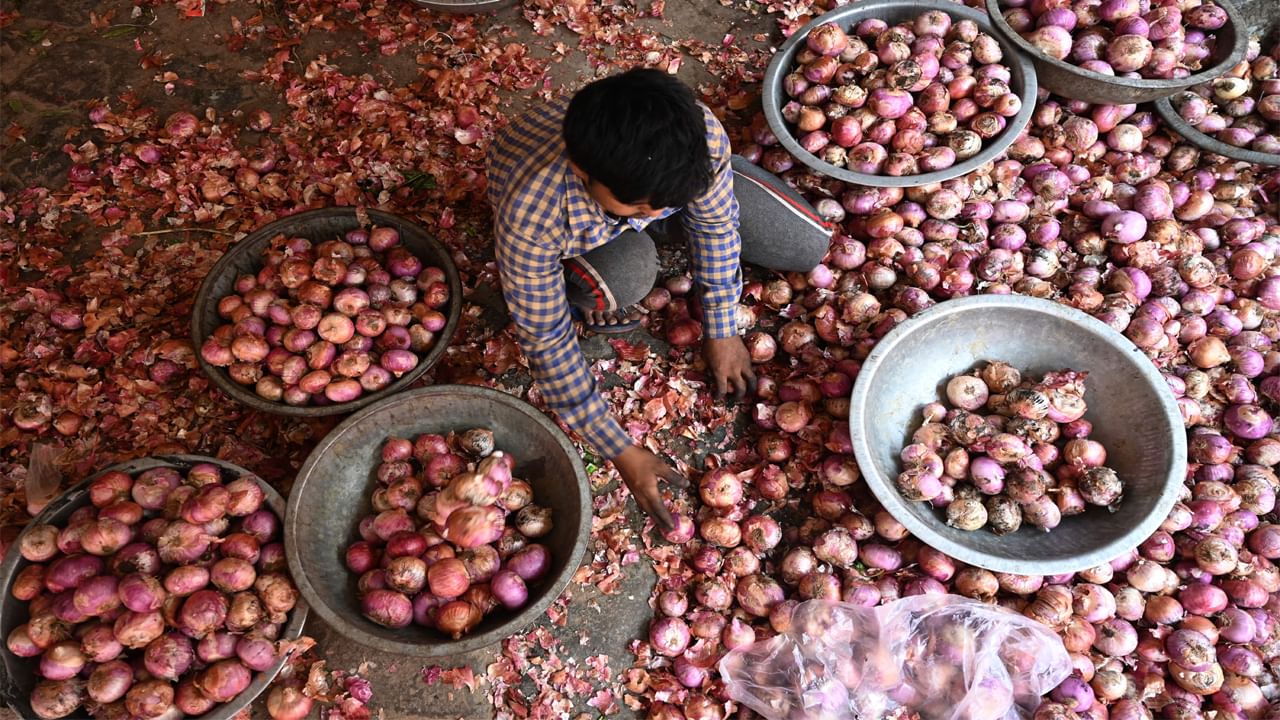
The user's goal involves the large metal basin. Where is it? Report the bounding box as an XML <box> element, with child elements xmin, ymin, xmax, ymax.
<box><xmin>191</xmin><ymin>207</ymin><xmax>463</xmax><ymax>417</ymax></box>
<box><xmin>849</xmin><ymin>296</ymin><xmax>1186</xmax><ymax>575</ymax></box>
<box><xmin>284</xmin><ymin>385</ymin><xmax>591</xmax><ymax>657</ymax></box>
<box><xmin>0</xmin><ymin>456</ymin><xmax>307</xmax><ymax>720</ymax></box>
<box><xmin>1154</xmin><ymin>0</ymin><xmax>1280</xmax><ymax>167</ymax></box>
<box><xmin>762</xmin><ymin>0</ymin><xmax>1038</xmax><ymax>188</ymax></box>
<box><xmin>985</xmin><ymin>0</ymin><xmax>1248</xmax><ymax>104</ymax></box>
<box><xmin>1155</xmin><ymin>95</ymin><xmax>1280</xmax><ymax>167</ymax></box>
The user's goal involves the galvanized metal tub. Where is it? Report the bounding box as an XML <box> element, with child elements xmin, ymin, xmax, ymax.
<box><xmin>1154</xmin><ymin>0</ymin><xmax>1280</xmax><ymax>167</ymax></box>
<box><xmin>849</xmin><ymin>295</ymin><xmax>1187</xmax><ymax>575</ymax></box>
<box><xmin>762</xmin><ymin>0</ymin><xmax>1038</xmax><ymax>188</ymax></box>
<box><xmin>985</xmin><ymin>0</ymin><xmax>1248</xmax><ymax>104</ymax></box>
<box><xmin>191</xmin><ymin>208</ymin><xmax>463</xmax><ymax>417</ymax></box>
<box><xmin>0</xmin><ymin>455</ymin><xmax>307</xmax><ymax>720</ymax></box>
<box><xmin>284</xmin><ymin>385</ymin><xmax>592</xmax><ymax>657</ymax></box>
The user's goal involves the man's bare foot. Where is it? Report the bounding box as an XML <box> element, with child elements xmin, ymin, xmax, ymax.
<box><xmin>584</xmin><ymin>306</ymin><xmax>644</xmax><ymax>326</ymax></box>
<box><xmin>576</xmin><ymin>305</ymin><xmax>646</xmax><ymax>334</ymax></box>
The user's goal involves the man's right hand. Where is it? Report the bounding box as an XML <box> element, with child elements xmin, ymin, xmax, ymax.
<box><xmin>612</xmin><ymin>445</ymin><xmax>688</xmax><ymax>533</ymax></box>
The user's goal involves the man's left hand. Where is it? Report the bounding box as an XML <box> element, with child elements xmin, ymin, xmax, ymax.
<box><xmin>703</xmin><ymin>336</ymin><xmax>757</xmax><ymax>402</ymax></box>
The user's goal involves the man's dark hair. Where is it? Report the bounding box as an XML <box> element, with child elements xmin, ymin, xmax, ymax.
<box><xmin>563</xmin><ymin>68</ymin><xmax>713</xmax><ymax>209</ymax></box>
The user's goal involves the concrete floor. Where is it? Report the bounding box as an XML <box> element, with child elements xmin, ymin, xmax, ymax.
<box><xmin>0</xmin><ymin>0</ymin><xmax>778</xmax><ymax>717</ymax></box>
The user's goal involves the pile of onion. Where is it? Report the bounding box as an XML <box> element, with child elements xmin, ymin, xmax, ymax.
<box><xmin>633</xmin><ymin>73</ymin><xmax>1280</xmax><ymax>717</ymax></box>
<box><xmin>201</xmin><ymin>225</ymin><xmax>450</xmax><ymax>407</ymax></box>
<box><xmin>346</xmin><ymin>428</ymin><xmax>553</xmax><ymax>639</ymax></box>
<box><xmin>640</xmin><ymin>274</ymin><xmax>758</xmax><ymax>349</ymax></box>
<box><xmin>896</xmin><ymin>362</ymin><xmax>1122</xmax><ymax>534</ymax></box>
<box><xmin>1000</xmin><ymin>0</ymin><xmax>1229</xmax><ymax>80</ymax></box>
<box><xmin>6</xmin><ymin>463</ymin><xmax>300</xmax><ymax>719</ymax></box>
<box><xmin>1171</xmin><ymin>40</ymin><xmax>1280</xmax><ymax>154</ymax></box>
<box><xmin>773</xmin><ymin>13</ymin><xmax>1020</xmax><ymax>177</ymax></box>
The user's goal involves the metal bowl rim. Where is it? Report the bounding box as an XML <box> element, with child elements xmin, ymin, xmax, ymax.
<box><xmin>848</xmin><ymin>295</ymin><xmax>1188</xmax><ymax>575</ymax></box>
<box><xmin>1154</xmin><ymin>94</ymin><xmax>1280</xmax><ymax>166</ymax></box>
<box><xmin>0</xmin><ymin>454</ymin><xmax>308</xmax><ymax>720</ymax></box>
<box><xmin>190</xmin><ymin>207</ymin><xmax>464</xmax><ymax>417</ymax></box>
<box><xmin>761</xmin><ymin>0</ymin><xmax>1039</xmax><ymax>188</ymax></box>
<box><xmin>404</xmin><ymin>0</ymin><xmax>518</xmax><ymax>11</ymax></box>
<box><xmin>984</xmin><ymin>0</ymin><xmax>1249</xmax><ymax>93</ymax></box>
<box><xmin>284</xmin><ymin>385</ymin><xmax>593</xmax><ymax>657</ymax></box>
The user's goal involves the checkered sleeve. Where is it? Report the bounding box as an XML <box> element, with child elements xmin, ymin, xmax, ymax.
<box><xmin>493</xmin><ymin>216</ymin><xmax>634</xmax><ymax>459</ymax></box>
<box><xmin>680</xmin><ymin>106</ymin><xmax>743</xmax><ymax>341</ymax></box>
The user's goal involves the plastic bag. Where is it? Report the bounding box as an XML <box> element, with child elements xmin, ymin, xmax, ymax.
<box><xmin>24</xmin><ymin>444</ymin><xmax>63</xmax><ymax>517</ymax></box>
<box><xmin>719</xmin><ymin>594</ymin><xmax>1071</xmax><ymax>720</ymax></box>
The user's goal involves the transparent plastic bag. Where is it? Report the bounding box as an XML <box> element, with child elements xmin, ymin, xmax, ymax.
<box><xmin>719</xmin><ymin>594</ymin><xmax>1071</xmax><ymax>720</ymax></box>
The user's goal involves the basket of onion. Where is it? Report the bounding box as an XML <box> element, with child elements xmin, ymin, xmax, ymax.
<box><xmin>850</xmin><ymin>295</ymin><xmax>1187</xmax><ymax>575</ymax></box>
<box><xmin>760</xmin><ymin>0</ymin><xmax>1038</xmax><ymax>187</ymax></box>
<box><xmin>191</xmin><ymin>208</ymin><xmax>463</xmax><ymax>417</ymax></box>
<box><xmin>984</xmin><ymin>0</ymin><xmax>1249</xmax><ymax>104</ymax></box>
<box><xmin>0</xmin><ymin>456</ymin><xmax>307</xmax><ymax>720</ymax></box>
<box><xmin>284</xmin><ymin>385</ymin><xmax>591</xmax><ymax>657</ymax></box>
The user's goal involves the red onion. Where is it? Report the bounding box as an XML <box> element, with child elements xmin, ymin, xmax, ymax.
<box><xmin>1165</xmin><ymin>628</ymin><xmax>1216</xmax><ymax>671</ymax></box>
<box><xmin>1248</xmin><ymin>522</ymin><xmax>1280</xmax><ymax>558</ymax></box>
<box><xmin>45</xmin><ymin>554</ymin><xmax>104</xmax><ymax>594</ymax></box>
<box><xmin>648</xmin><ymin>616</ymin><xmax>691</xmax><ymax>657</ymax></box>
<box><xmin>1052</xmin><ymin>676</ymin><xmax>1097</xmax><ymax>711</ymax></box>
<box><xmin>87</xmin><ymin>659</ymin><xmax>134</xmax><ymax>704</ymax></box>
<box><xmin>500</xmin><ymin>544</ymin><xmax>547</xmax><ymax>583</ymax></box>
<box><xmin>229</xmin><ymin>634</ymin><xmax>275</xmax><ymax>672</ymax></box>
<box><xmin>734</xmin><ymin>574</ymin><xmax>784</xmax><ymax>617</ymax></box>
<box><xmin>661</xmin><ymin>514</ymin><xmax>695</xmax><ymax>544</ymax></box>
<box><xmin>426</xmin><ymin>557</ymin><xmax>470</xmax><ymax>599</ymax></box>
<box><xmin>1093</xmin><ymin>618</ymin><xmax>1138</xmax><ymax>657</ymax></box>
<box><xmin>119</xmin><ymin>573</ymin><xmax>166</xmax><ymax>613</ymax></box>
<box><xmin>28</xmin><ymin>679</ymin><xmax>85</xmax><ymax>719</ymax></box>
<box><xmin>89</xmin><ymin>472</ymin><xmax>134</xmax><ymax>507</ymax></box>
<box><xmin>71</xmin><ymin>574</ymin><xmax>120</xmax><ymax>617</ymax></box>
<box><xmin>266</xmin><ymin>685</ymin><xmax>313</xmax><ymax>720</ymax></box>
<box><xmin>700</xmin><ymin>517</ymin><xmax>741</xmax><ymax>548</ymax></box>
<box><xmin>491</xmin><ymin>570</ymin><xmax>528</xmax><ymax>610</ymax></box>
<box><xmin>38</xmin><ymin>641</ymin><xmax>86</xmax><ymax>681</ymax></box>
<box><xmin>7</xmin><ymin>625</ymin><xmax>43</xmax><ymax>658</ymax></box>
<box><xmin>142</xmin><ymin>632</ymin><xmax>195</xmax><ymax>681</ymax></box>
<box><xmin>689</xmin><ymin>545</ymin><xmax>722</xmax><ymax>575</ymax></box>
<box><xmin>656</xmin><ymin>589</ymin><xmax>687</xmax><ymax>618</ymax></box>
<box><xmin>177</xmin><ymin>590</ymin><xmax>228</xmax><ymax>639</ymax></box>
<box><xmin>361</xmin><ymin>589</ymin><xmax>413</xmax><ymax>628</ymax></box>
<box><xmin>1179</xmin><ymin>583</ymin><xmax>1228</xmax><ymax>615</ymax></box>
<box><xmin>113</xmin><ymin>609</ymin><xmax>165</xmax><ymax>649</ymax></box>
<box><xmin>11</xmin><ymin>565</ymin><xmax>44</xmax><ymax>602</ymax></box>
<box><xmin>195</xmin><ymin>659</ymin><xmax>251</xmax><ymax>703</ymax></box>
<box><xmin>698</xmin><ymin>469</ymin><xmax>743</xmax><ymax>509</ymax></box>
<box><xmin>156</xmin><ymin>521</ymin><xmax>211</xmax><ymax>565</ymax></box>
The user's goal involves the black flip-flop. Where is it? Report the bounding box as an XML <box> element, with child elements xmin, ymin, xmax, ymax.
<box><xmin>571</xmin><ymin>305</ymin><xmax>643</xmax><ymax>335</ymax></box>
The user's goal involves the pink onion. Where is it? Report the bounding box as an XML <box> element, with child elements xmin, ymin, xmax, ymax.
<box><xmin>508</xmin><ymin>544</ymin><xmax>551</xmax><ymax>582</ymax></box>
<box><xmin>648</xmin><ymin>616</ymin><xmax>690</xmax><ymax>657</ymax></box>
<box><xmin>491</xmin><ymin>570</ymin><xmax>528</xmax><ymax>610</ymax></box>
